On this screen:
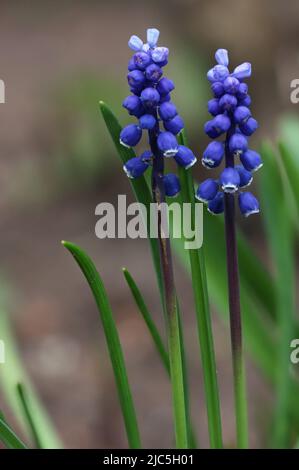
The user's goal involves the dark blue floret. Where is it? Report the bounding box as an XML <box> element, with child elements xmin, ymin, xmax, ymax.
<box><xmin>198</xmin><ymin>48</ymin><xmax>261</xmax><ymax>216</ymax></box>
<box><xmin>238</xmin><ymin>191</ymin><xmax>259</xmax><ymax>217</ymax></box>
<box><xmin>196</xmin><ymin>178</ymin><xmax>219</xmax><ymax>202</ymax></box>
<box><xmin>163</xmin><ymin>173</ymin><xmax>181</xmax><ymax>197</ymax></box>
<box><xmin>208</xmin><ymin>192</ymin><xmax>224</xmax><ymax>215</ymax></box>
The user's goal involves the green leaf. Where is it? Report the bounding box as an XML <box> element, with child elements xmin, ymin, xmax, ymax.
<box><xmin>122</xmin><ymin>267</ymin><xmax>198</xmax><ymax>449</ymax></box>
<box><xmin>259</xmin><ymin>142</ymin><xmax>296</xmax><ymax>447</ymax></box>
<box><xmin>62</xmin><ymin>241</ymin><xmax>141</xmax><ymax>449</ymax></box>
<box><xmin>0</xmin><ymin>415</ymin><xmax>27</xmax><ymax>449</ymax></box>
<box><xmin>0</xmin><ymin>312</ymin><xmax>62</xmax><ymax>449</ymax></box>
<box><xmin>122</xmin><ymin>267</ymin><xmax>169</xmax><ymax>373</ymax></box>
<box><xmin>177</xmin><ymin>131</ymin><xmax>223</xmax><ymax>449</ymax></box>
<box><xmin>16</xmin><ymin>383</ymin><xmax>42</xmax><ymax>449</ymax></box>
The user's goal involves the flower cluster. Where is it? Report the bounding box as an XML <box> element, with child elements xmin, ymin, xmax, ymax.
<box><xmin>196</xmin><ymin>49</ymin><xmax>262</xmax><ymax>216</ymax></box>
<box><xmin>120</xmin><ymin>28</ymin><xmax>197</xmax><ymax>197</ymax></box>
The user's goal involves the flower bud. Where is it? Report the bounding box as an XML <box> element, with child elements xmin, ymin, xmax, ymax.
<box><xmin>157</xmin><ymin>77</ymin><xmax>175</xmax><ymax>95</ymax></box>
<box><xmin>202</xmin><ymin>141</ymin><xmax>224</xmax><ymax>168</ymax></box>
<box><xmin>139</xmin><ymin>114</ymin><xmax>156</xmax><ymax>129</ymax></box>
<box><xmin>220</xmin><ymin>167</ymin><xmax>240</xmax><ymax>193</ymax></box>
<box><xmin>159</xmin><ymin>102</ymin><xmax>177</xmax><ymax>121</ymax></box>
<box><xmin>122</xmin><ymin>95</ymin><xmax>143</xmax><ymax>117</ymax></box>
<box><xmin>204</xmin><ymin>114</ymin><xmax>231</xmax><ymax>138</ymax></box>
<box><xmin>232</xmin><ymin>62</ymin><xmax>251</xmax><ymax>80</ymax></box>
<box><xmin>164</xmin><ymin>115</ymin><xmax>184</xmax><ymax>134</ymax></box>
<box><xmin>157</xmin><ymin>131</ymin><xmax>178</xmax><ymax>157</ymax></box>
<box><xmin>233</xmin><ymin>106</ymin><xmax>251</xmax><ymax>124</ymax></box>
<box><xmin>215</xmin><ymin>49</ymin><xmax>229</xmax><ymax>67</ymax></box>
<box><xmin>123</xmin><ymin>157</ymin><xmax>149</xmax><ymax>178</ymax></box>
<box><xmin>147</xmin><ymin>28</ymin><xmax>160</xmax><ymax>48</ymax></box>
<box><xmin>223</xmin><ymin>76</ymin><xmax>239</xmax><ymax>94</ymax></box>
<box><xmin>140</xmin><ymin>87</ymin><xmax>160</xmax><ymax>108</ymax></box>
<box><xmin>145</xmin><ymin>63</ymin><xmax>163</xmax><ymax>82</ymax></box>
<box><xmin>120</xmin><ymin>124</ymin><xmax>142</xmax><ymax>147</ymax></box>
<box><xmin>163</xmin><ymin>173</ymin><xmax>180</xmax><ymax>197</ymax></box>
<box><xmin>228</xmin><ymin>133</ymin><xmax>248</xmax><ymax>156</ymax></box>
<box><xmin>240</xmin><ymin>150</ymin><xmax>263</xmax><ymax>172</ymax></box>
<box><xmin>208</xmin><ymin>192</ymin><xmax>224</xmax><ymax>215</ymax></box>
<box><xmin>211</xmin><ymin>81</ymin><xmax>224</xmax><ymax>98</ymax></box>
<box><xmin>196</xmin><ymin>179</ymin><xmax>219</xmax><ymax>202</ymax></box>
<box><xmin>239</xmin><ymin>117</ymin><xmax>258</xmax><ymax>136</ymax></box>
<box><xmin>238</xmin><ymin>192</ymin><xmax>259</xmax><ymax>217</ymax></box>
<box><xmin>219</xmin><ymin>93</ymin><xmax>238</xmax><ymax>111</ymax></box>
<box><xmin>174</xmin><ymin>145</ymin><xmax>197</xmax><ymax>168</ymax></box>
<box><xmin>207</xmin><ymin>98</ymin><xmax>220</xmax><ymax>116</ymax></box>
<box><xmin>235</xmin><ymin>165</ymin><xmax>252</xmax><ymax>187</ymax></box>
<box><xmin>151</xmin><ymin>47</ymin><xmax>169</xmax><ymax>63</ymax></box>
<box><xmin>127</xmin><ymin>70</ymin><xmax>146</xmax><ymax>88</ymax></box>
<box><xmin>207</xmin><ymin>65</ymin><xmax>229</xmax><ymax>82</ymax></box>
<box><xmin>133</xmin><ymin>51</ymin><xmax>152</xmax><ymax>70</ymax></box>
<box><xmin>128</xmin><ymin>35</ymin><xmax>143</xmax><ymax>52</ymax></box>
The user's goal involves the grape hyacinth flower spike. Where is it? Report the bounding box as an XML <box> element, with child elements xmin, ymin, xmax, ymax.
<box><xmin>121</xmin><ymin>28</ymin><xmax>200</xmax><ymax>448</ymax></box>
<box><xmin>121</xmin><ymin>28</ymin><xmax>197</xmax><ymax>201</ymax></box>
<box><xmin>197</xmin><ymin>49</ymin><xmax>263</xmax><ymax>448</ymax></box>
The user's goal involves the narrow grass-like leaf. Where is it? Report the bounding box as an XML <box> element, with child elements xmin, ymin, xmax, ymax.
<box><xmin>259</xmin><ymin>143</ymin><xmax>296</xmax><ymax>448</ymax></box>
<box><xmin>122</xmin><ymin>267</ymin><xmax>198</xmax><ymax>448</ymax></box>
<box><xmin>0</xmin><ymin>312</ymin><xmax>62</xmax><ymax>449</ymax></box>
<box><xmin>177</xmin><ymin>130</ymin><xmax>223</xmax><ymax>449</ymax></box>
<box><xmin>62</xmin><ymin>241</ymin><xmax>141</xmax><ymax>449</ymax></box>
<box><xmin>16</xmin><ymin>383</ymin><xmax>42</xmax><ymax>449</ymax></box>
<box><xmin>0</xmin><ymin>415</ymin><xmax>27</xmax><ymax>449</ymax></box>
<box><xmin>122</xmin><ymin>268</ymin><xmax>169</xmax><ymax>373</ymax></box>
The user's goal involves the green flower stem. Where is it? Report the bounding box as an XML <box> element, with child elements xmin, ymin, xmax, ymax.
<box><xmin>224</xmin><ymin>130</ymin><xmax>248</xmax><ymax>449</ymax></box>
<box><xmin>177</xmin><ymin>132</ymin><xmax>223</xmax><ymax>449</ymax></box>
<box><xmin>150</xmin><ymin>125</ymin><xmax>188</xmax><ymax>449</ymax></box>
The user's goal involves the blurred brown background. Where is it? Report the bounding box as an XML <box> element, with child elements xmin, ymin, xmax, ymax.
<box><xmin>0</xmin><ymin>0</ymin><xmax>298</xmax><ymax>448</ymax></box>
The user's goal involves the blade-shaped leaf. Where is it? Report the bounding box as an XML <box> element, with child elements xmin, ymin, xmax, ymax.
<box><xmin>0</xmin><ymin>414</ymin><xmax>27</xmax><ymax>449</ymax></box>
<box><xmin>177</xmin><ymin>130</ymin><xmax>223</xmax><ymax>449</ymax></box>
<box><xmin>122</xmin><ymin>268</ymin><xmax>169</xmax><ymax>373</ymax></box>
<box><xmin>62</xmin><ymin>241</ymin><xmax>141</xmax><ymax>449</ymax></box>
<box><xmin>16</xmin><ymin>383</ymin><xmax>42</xmax><ymax>449</ymax></box>
<box><xmin>259</xmin><ymin>142</ymin><xmax>296</xmax><ymax>447</ymax></box>
<box><xmin>0</xmin><ymin>312</ymin><xmax>62</xmax><ymax>449</ymax></box>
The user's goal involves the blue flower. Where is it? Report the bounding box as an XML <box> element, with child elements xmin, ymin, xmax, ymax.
<box><xmin>235</xmin><ymin>165</ymin><xmax>252</xmax><ymax>188</ymax></box>
<box><xmin>163</xmin><ymin>173</ymin><xmax>181</xmax><ymax>197</ymax></box>
<box><xmin>123</xmin><ymin>156</ymin><xmax>149</xmax><ymax>178</ymax></box>
<box><xmin>174</xmin><ymin>145</ymin><xmax>197</xmax><ymax>169</ymax></box>
<box><xmin>164</xmin><ymin>115</ymin><xmax>184</xmax><ymax>135</ymax></box>
<box><xmin>196</xmin><ymin>179</ymin><xmax>219</xmax><ymax>202</ymax></box>
<box><xmin>202</xmin><ymin>141</ymin><xmax>225</xmax><ymax>168</ymax></box>
<box><xmin>240</xmin><ymin>149</ymin><xmax>263</xmax><ymax>172</ymax></box>
<box><xmin>120</xmin><ymin>124</ymin><xmax>142</xmax><ymax>147</ymax></box>
<box><xmin>157</xmin><ymin>131</ymin><xmax>179</xmax><ymax>157</ymax></box>
<box><xmin>238</xmin><ymin>192</ymin><xmax>259</xmax><ymax>217</ymax></box>
<box><xmin>198</xmin><ymin>49</ymin><xmax>261</xmax><ymax>216</ymax></box>
<box><xmin>220</xmin><ymin>167</ymin><xmax>240</xmax><ymax>193</ymax></box>
<box><xmin>121</xmin><ymin>29</ymin><xmax>197</xmax><ymax>195</ymax></box>
<box><xmin>208</xmin><ymin>192</ymin><xmax>224</xmax><ymax>215</ymax></box>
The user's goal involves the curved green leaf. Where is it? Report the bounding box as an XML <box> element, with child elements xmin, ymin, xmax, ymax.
<box><xmin>62</xmin><ymin>241</ymin><xmax>141</xmax><ymax>449</ymax></box>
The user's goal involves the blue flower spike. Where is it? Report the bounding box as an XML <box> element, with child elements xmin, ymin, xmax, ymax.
<box><xmin>121</xmin><ymin>28</ymin><xmax>197</xmax><ymax>196</ymax></box>
<box><xmin>198</xmin><ymin>48</ymin><xmax>262</xmax><ymax>216</ymax></box>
